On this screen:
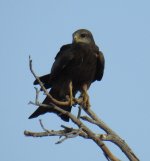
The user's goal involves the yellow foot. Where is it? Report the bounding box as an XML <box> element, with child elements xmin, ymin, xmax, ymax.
<box><xmin>69</xmin><ymin>81</ymin><xmax>73</xmax><ymax>106</ymax></box>
<box><xmin>82</xmin><ymin>92</ymin><xmax>90</xmax><ymax>109</ymax></box>
<box><xmin>81</xmin><ymin>84</ymin><xmax>91</xmax><ymax>109</ymax></box>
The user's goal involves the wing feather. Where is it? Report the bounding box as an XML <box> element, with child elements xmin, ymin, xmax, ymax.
<box><xmin>95</xmin><ymin>51</ymin><xmax>105</xmax><ymax>81</ymax></box>
<box><xmin>50</xmin><ymin>44</ymin><xmax>74</xmax><ymax>77</ymax></box>
<box><xmin>33</xmin><ymin>44</ymin><xmax>73</xmax><ymax>88</ymax></box>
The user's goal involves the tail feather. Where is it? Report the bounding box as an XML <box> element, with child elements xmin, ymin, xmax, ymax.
<box><xmin>28</xmin><ymin>102</ymin><xmax>71</xmax><ymax>122</ymax></box>
<box><xmin>28</xmin><ymin>107</ymin><xmax>48</xmax><ymax>119</ymax></box>
<box><xmin>28</xmin><ymin>96</ymin><xmax>53</xmax><ymax>119</ymax></box>
<box><xmin>28</xmin><ymin>86</ymin><xmax>72</xmax><ymax>122</ymax></box>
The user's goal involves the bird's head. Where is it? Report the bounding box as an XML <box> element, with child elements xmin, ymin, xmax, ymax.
<box><xmin>72</xmin><ymin>29</ymin><xmax>95</xmax><ymax>45</ymax></box>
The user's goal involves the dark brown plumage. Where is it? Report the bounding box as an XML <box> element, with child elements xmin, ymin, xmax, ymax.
<box><xmin>29</xmin><ymin>29</ymin><xmax>105</xmax><ymax>121</ymax></box>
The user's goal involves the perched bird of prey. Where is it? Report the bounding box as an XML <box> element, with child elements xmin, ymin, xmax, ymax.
<box><xmin>29</xmin><ymin>29</ymin><xmax>105</xmax><ymax>122</ymax></box>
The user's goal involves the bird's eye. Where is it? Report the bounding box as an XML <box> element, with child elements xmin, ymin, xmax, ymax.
<box><xmin>80</xmin><ymin>33</ymin><xmax>86</xmax><ymax>38</ymax></box>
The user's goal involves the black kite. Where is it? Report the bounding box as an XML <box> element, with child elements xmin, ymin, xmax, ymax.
<box><xmin>29</xmin><ymin>29</ymin><xmax>105</xmax><ymax>121</ymax></box>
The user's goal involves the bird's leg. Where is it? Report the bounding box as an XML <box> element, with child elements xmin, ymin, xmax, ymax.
<box><xmin>69</xmin><ymin>81</ymin><xmax>73</xmax><ymax>106</ymax></box>
<box><xmin>81</xmin><ymin>84</ymin><xmax>90</xmax><ymax>109</ymax></box>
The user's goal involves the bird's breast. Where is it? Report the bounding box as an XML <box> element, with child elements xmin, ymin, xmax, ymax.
<box><xmin>68</xmin><ymin>48</ymin><xmax>97</xmax><ymax>85</ymax></box>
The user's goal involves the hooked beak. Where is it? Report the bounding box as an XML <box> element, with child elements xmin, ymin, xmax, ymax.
<box><xmin>73</xmin><ymin>34</ymin><xmax>80</xmax><ymax>43</ymax></box>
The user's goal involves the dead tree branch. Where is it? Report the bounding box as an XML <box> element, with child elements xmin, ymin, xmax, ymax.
<box><xmin>81</xmin><ymin>107</ymin><xmax>139</xmax><ymax>161</ymax></box>
<box><xmin>25</xmin><ymin>57</ymin><xmax>140</xmax><ymax>161</ymax></box>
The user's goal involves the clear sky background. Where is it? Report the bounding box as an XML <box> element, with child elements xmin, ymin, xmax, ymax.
<box><xmin>0</xmin><ymin>0</ymin><xmax>150</xmax><ymax>161</ymax></box>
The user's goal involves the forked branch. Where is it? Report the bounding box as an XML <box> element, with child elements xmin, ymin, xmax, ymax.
<box><xmin>25</xmin><ymin>57</ymin><xmax>139</xmax><ymax>161</ymax></box>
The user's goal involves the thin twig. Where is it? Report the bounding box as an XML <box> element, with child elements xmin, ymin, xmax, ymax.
<box><xmin>34</xmin><ymin>87</ymin><xmax>40</xmax><ymax>104</ymax></box>
<box><xmin>55</xmin><ymin>128</ymin><xmax>82</xmax><ymax>144</ymax></box>
<box><xmin>39</xmin><ymin>119</ymin><xmax>50</xmax><ymax>133</ymax></box>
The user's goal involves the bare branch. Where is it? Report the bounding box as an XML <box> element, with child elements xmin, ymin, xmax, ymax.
<box><xmin>26</xmin><ymin>101</ymin><xmax>121</xmax><ymax>161</ymax></box>
<box><xmin>34</xmin><ymin>87</ymin><xmax>40</xmax><ymax>104</ymax></box>
<box><xmin>39</xmin><ymin>119</ymin><xmax>50</xmax><ymax>132</ymax></box>
<box><xmin>24</xmin><ymin>128</ymin><xmax>88</xmax><ymax>139</ymax></box>
<box><xmin>81</xmin><ymin>107</ymin><xmax>140</xmax><ymax>161</ymax></box>
<box><xmin>55</xmin><ymin>128</ymin><xmax>82</xmax><ymax>144</ymax></box>
<box><xmin>26</xmin><ymin>57</ymin><xmax>140</xmax><ymax>161</ymax></box>
<box><xmin>80</xmin><ymin>115</ymin><xmax>98</xmax><ymax>124</ymax></box>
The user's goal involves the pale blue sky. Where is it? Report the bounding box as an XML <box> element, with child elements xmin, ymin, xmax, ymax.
<box><xmin>0</xmin><ymin>0</ymin><xmax>150</xmax><ymax>161</ymax></box>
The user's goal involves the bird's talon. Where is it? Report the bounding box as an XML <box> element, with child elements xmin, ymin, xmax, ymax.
<box><xmin>68</xmin><ymin>81</ymin><xmax>74</xmax><ymax>106</ymax></box>
<box><xmin>69</xmin><ymin>97</ymin><xmax>73</xmax><ymax>106</ymax></box>
<box><xmin>81</xmin><ymin>92</ymin><xmax>90</xmax><ymax>109</ymax></box>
